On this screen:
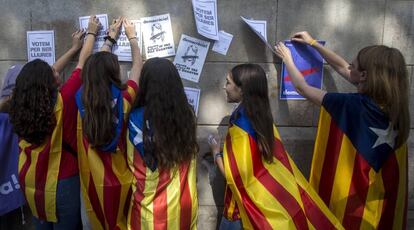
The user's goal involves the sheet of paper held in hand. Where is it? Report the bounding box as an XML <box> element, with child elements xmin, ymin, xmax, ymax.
<box><xmin>79</xmin><ymin>14</ymin><xmax>109</xmax><ymax>53</ymax></box>
<box><xmin>113</xmin><ymin>20</ymin><xmax>142</xmax><ymax>62</ymax></box>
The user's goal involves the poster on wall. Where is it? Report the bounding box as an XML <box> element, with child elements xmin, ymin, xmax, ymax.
<box><xmin>240</xmin><ymin>16</ymin><xmax>275</xmax><ymax>54</ymax></box>
<box><xmin>184</xmin><ymin>87</ymin><xmax>201</xmax><ymax>116</ymax></box>
<box><xmin>141</xmin><ymin>13</ymin><xmax>175</xmax><ymax>59</ymax></box>
<box><xmin>26</xmin><ymin>31</ymin><xmax>55</xmax><ymax>65</ymax></box>
<box><xmin>173</xmin><ymin>34</ymin><xmax>210</xmax><ymax>83</ymax></box>
<box><xmin>212</xmin><ymin>30</ymin><xmax>233</xmax><ymax>55</ymax></box>
<box><xmin>113</xmin><ymin>20</ymin><xmax>142</xmax><ymax>62</ymax></box>
<box><xmin>79</xmin><ymin>14</ymin><xmax>108</xmax><ymax>53</ymax></box>
<box><xmin>280</xmin><ymin>40</ymin><xmax>325</xmax><ymax>100</ymax></box>
<box><xmin>192</xmin><ymin>0</ymin><xmax>219</xmax><ymax>40</ymax></box>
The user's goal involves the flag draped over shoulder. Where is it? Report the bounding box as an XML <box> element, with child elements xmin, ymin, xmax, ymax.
<box><xmin>310</xmin><ymin>93</ymin><xmax>407</xmax><ymax>230</ymax></box>
<box><xmin>18</xmin><ymin>93</ymin><xmax>64</xmax><ymax>222</ymax></box>
<box><xmin>223</xmin><ymin>106</ymin><xmax>343</xmax><ymax>230</ymax></box>
<box><xmin>76</xmin><ymin>82</ymin><xmax>137</xmax><ymax>230</ymax></box>
<box><xmin>126</xmin><ymin>107</ymin><xmax>198</xmax><ymax>230</ymax></box>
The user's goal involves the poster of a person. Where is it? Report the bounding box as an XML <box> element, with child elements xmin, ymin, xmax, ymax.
<box><xmin>173</xmin><ymin>34</ymin><xmax>210</xmax><ymax>83</ymax></box>
<box><xmin>192</xmin><ymin>0</ymin><xmax>219</xmax><ymax>40</ymax></box>
<box><xmin>26</xmin><ymin>31</ymin><xmax>55</xmax><ymax>65</ymax></box>
<box><xmin>79</xmin><ymin>14</ymin><xmax>108</xmax><ymax>53</ymax></box>
<box><xmin>113</xmin><ymin>20</ymin><xmax>142</xmax><ymax>62</ymax></box>
<box><xmin>212</xmin><ymin>30</ymin><xmax>233</xmax><ymax>55</ymax></box>
<box><xmin>280</xmin><ymin>40</ymin><xmax>325</xmax><ymax>100</ymax></box>
<box><xmin>240</xmin><ymin>16</ymin><xmax>276</xmax><ymax>54</ymax></box>
<box><xmin>141</xmin><ymin>13</ymin><xmax>175</xmax><ymax>59</ymax></box>
<box><xmin>184</xmin><ymin>87</ymin><xmax>201</xmax><ymax>116</ymax></box>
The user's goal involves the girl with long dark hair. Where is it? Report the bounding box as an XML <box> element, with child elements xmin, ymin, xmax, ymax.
<box><xmin>75</xmin><ymin>18</ymin><xmax>143</xmax><ymax>229</ymax></box>
<box><xmin>208</xmin><ymin>64</ymin><xmax>342</xmax><ymax>229</ymax></box>
<box><xmin>8</xmin><ymin>16</ymin><xmax>99</xmax><ymax>229</ymax></box>
<box><xmin>126</xmin><ymin>58</ymin><xmax>199</xmax><ymax>229</ymax></box>
<box><xmin>275</xmin><ymin>31</ymin><xmax>410</xmax><ymax>229</ymax></box>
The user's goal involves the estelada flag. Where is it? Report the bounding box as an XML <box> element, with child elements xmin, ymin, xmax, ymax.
<box><xmin>126</xmin><ymin>107</ymin><xmax>198</xmax><ymax>230</ymax></box>
<box><xmin>310</xmin><ymin>93</ymin><xmax>407</xmax><ymax>229</ymax></box>
<box><xmin>76</xmin><ymin>81</ymin><xmax>138</xmax><ymax>230</ymax></box>
<box><xmin>223</xmin><ymin>106</ymin><xmax>343</xmax><ymax>229</ymax></box>
<box><xmin>18</xmin><ymin>93</ymin><xmax>64</xmax><ymax>222</ymax></box>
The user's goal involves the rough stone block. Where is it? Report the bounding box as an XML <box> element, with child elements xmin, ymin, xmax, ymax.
<box><xmin>277</xmin><ymin>0</ymin><xmax>385</xmax><ymax>62</ymax></box>
<box><xmin>383</xmin><ymin>1</ymin><xmax>414</xmax><ymax>65</ymax></box>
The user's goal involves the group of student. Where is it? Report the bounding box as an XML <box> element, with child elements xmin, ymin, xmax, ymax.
<box><xmin>0</xmin><ymin>14</ymin><xmax>409</xmax><ymax>230</ymax></box>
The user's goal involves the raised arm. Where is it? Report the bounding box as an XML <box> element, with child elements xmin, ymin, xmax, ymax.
<box><xmin>76</xmin><ymin>15</ymin><xmax>100</xmax><ymax>69</ymax></box>
<box><xmin>291</xmin><ymin>31</ymin><xmax>352</xmax><ymax>83</ymax></box>
<box><xmin>100</xmin><ymin>17</ymin><xmax>123</xmax><ymax>53</ymax></box>
<box><xmin>275</xmin><ymin>42</ymin><xmax>326</xmax><ymax>105</ymax></box>
<box><xmin>123</xmin><ymin>18</ymin><xmax>143</xmax><ymax>85</ymax></box>
<box><xmin>52</xmin><ymin>29</ymin><xmax>85</xmax><ymax>74</ymax></box>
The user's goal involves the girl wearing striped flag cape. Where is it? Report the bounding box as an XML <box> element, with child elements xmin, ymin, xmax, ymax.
<box><xmin>275</xmin><ymin>32</ymin><xmax>409</xmax><ymax>229</ymax></box>
<box><xmin>208</xmin><ymin>64</ymin><xmax>343</xmax><ymax>230</ymax></box>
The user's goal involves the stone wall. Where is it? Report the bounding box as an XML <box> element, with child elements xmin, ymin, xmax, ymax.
<box><xmin>1</xmin><ymin>0</ymin><xmax>413</xmax><ymax>229</ymax></box>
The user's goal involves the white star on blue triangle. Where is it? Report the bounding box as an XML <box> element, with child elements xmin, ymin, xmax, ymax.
<box><xmin>369</xmin><ymin>122</ymin><xmax>398</xmax><ymax>149</ymax></box>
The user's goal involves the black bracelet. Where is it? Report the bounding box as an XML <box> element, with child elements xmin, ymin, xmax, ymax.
<box><xmin>103</xmin><ymin>35</ymin><xmax>117</xmax><ymax>45</ymax></box>
<box><xmin>87</xmin><ymin>32</ymin><xmax>96</xmax><ymax>37</ymax></box>
<box><xmin>128</xmin><ymin>37</ymin><xmax>137</xmax><ymax>41</ymax></box>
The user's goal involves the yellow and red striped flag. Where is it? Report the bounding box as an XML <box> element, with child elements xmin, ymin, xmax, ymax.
<box><xmin>223</xmin><ymin>107</ymin><xmax>343</xmax><ymax>229</ymax></box>
<box><xmin>310</xmin><ymin>93</ymin><xmax>408</xmax><ymax>229</ymax></box>
<box><xmin>18</xmin><ymin>94</ymin><xmax>64</xmax><ymax>222</ymax></box>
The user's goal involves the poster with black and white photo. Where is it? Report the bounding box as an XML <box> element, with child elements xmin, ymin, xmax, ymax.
<box><xmin>27</xmin><ymin>31</ymin><xmax>55</xmax><ymax>65</ymax></box>
<box><xmin>192</xmin><ymin>0</ymin><xmax>219</xmax><ymax>40</ymax></box>
<box><xmin>141</xmin><ymin>14</ymin><xmax>175</xmax><ymax>58</ymax></box>
<box><xmin>184</xmin><ymin>87</ymin><xmax>201</xmax><ymax>116</ymax></box>
<box><xmin>173</xmin><ymin>34</ymin><xmax>210</xmax><ymax>83</ymax></box>
<box><xmin>113</xmin><ymin>20</ymin><xmax>142</xmax><ymax>62</ymax></box>
<box><xmin>79</xmin><ymin>14</ymin><xmax>108</xmax><ymax>53</ymax></box>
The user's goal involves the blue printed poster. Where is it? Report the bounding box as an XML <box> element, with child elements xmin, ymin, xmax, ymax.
<box><xmin>280</xmin><ymin>40</ymin><xmax>325</xmax><ymax>100</ymax></box>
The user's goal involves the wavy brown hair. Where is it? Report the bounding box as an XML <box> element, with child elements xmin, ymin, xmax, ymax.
<box><xmin>9</xmin><ymin>59</ymin><xmax>57</xmax><ymax>145</ymax></box>
<box><xmin>357</xmin><ymin>45</ymin><xmax>410</xmax><ymax>148</ymax></box>
<box><xmin>81</xmin><ymin>52</ymin><xmax>126</xmax><ymax>149</ymax></box>
<box><xmin>231</xmin><ymin>64</ymin><xmax>275</xmax><ymax>162</ymax></box>
<box><xmin>134</xmin><ymin>58</ymin><xmax>198</xmax><ymax>169</ymax></box>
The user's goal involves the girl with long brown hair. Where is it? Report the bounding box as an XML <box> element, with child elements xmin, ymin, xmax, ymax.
<box><xmin>275</xmin><ymin>31</ymin><xmax>410</xmax><ymax>229</ymax></box>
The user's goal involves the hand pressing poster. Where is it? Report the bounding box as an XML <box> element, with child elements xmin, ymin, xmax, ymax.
<box><xmin>27</xmin><ymin>31</ymin><xmax>55</xmax><ymax>65</ymax></box>
<box><xmin>240</xmin><ymin>16</ymin><xmax>276</xmax><ymax>54</ymax></box>
<box><xmin>113</xmin><ymin>20</ymin><xmax>142</xmax><ymax>62</ymax></box>
<box><xmin>173</xmin><ymin>34</ymin><xmax>210</xmax><ymax>83</ymax></box>
<box><xmin>141</xmin><ymin>13</ymin><xmax>175</xmax><ymax>58</ymax></box>
<box><xmin>192</xmin><ymin>0</ymin><xmax>219</xmax><ymax>40</ymax></box>
<box><xmin>79</xmin><ymin>14</ymin><xmax>108</xmax><ymax>53</ymax></box>
<box><xmin>280</xmin><ymin>40</ymin><xmax>325</xmax><ymax>100</ymax></box>
<box><xmin>184</xmin><ymin>87</ymin><xmax>201</xmax><ymax>116</ymax></box>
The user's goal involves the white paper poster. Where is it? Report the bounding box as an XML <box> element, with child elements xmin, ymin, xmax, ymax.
<box><xmin>79</xmin><ymin>14</ymin><xmax>109</xmax><ymax>53</ymax></box>
<box><xmin>240</xmin><ymin>16</ymin><xmax>276</xmax><ymax>54</ymax></box>
<box><xmin>173</xmin><ymin>34</ymin><xmax>210</xmax><ymax>83</ymax></box>
<box><xmin>212</xmin><ymin>30</ymin><xmax>233</xmax><ymax>55</ymax></box>
<box><xmin>26</xmin><ymin>31</ymin><xmax>55</xmax><ymax>65</ymax></box>
<box><xmin>184</xmin><ymin>87</ymin><xmax>201</xmax><ymax>116</ymax></box>
<box><xmin>192</xmin><ymin>0</ymin><xmax>219</xmax><ymax>40</ymax></box>
<box><xmin>113</xmin><ymin>20</ymin><xmax>142</xmax><ymax>62</ymax></box>
<box><xmin>141</xmin><ymin>14</ymin><xmax>175</xmax><ymax>59</ymax></box>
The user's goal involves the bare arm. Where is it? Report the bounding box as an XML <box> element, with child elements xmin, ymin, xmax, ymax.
<box><xmin>292</xmin><ymin>31</ymin><xmax>352</xmax><ymax>82</ymax></box>
<box><xmin>100</xmin><ymin>17</ymin><xmax>123</xmax><ymax>53</ymax></box>
<box><xmin>124</xmin><ymin>18</ymin><xmax>143</xmax><ymax>85</ymax></box>
<box><xmin>76</xmin><ymin>15</ymin><xmax>100</xmax><ymax>69</ymax></box>
<box><xmin>52</xmin><ymin>29</ymin><xmax>85</xmax><ymax>74</ymax></box>
<box><xmin>275</xmin><ymin>42</ymin><xmax>326</xmax><ymax>105</ymax></box>
<box><xmin>208</xmin><ymin>134</ymin><xmax>225</xmax><ymax>176</ymax></box>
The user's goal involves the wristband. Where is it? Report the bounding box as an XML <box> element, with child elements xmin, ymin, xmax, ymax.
<box><xmin>87</xmin><ymin>32</ymin><xmax>97</xmax><ymax>37</ymax></box>
<box><xmin>309</xmin><ymin>39</ymin><xmax>318</xmax><ymax>46</ymax></box>
<box><xmin>128</xmin><ymin>36</ymin><xmax>137</xmax><ymax>41</ymax></box>
<box><xmin>104</xmin><ymin>35</ymin><xmax>117</xmax><ymax>45</ymax></box>
<box><xmin>214</xmin><ymin>152</ymin><xmax>223</xmax><ymax>162</ymax></box>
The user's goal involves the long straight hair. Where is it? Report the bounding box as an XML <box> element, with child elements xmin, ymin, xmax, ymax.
<box><xmin>231</xmin><ymin>64</ymin><xmax>274</xmax><ymax>162</ymax></box>
<box><xmin>357</xmin><ymin>45</ymin><xmax>410</xmax><ymax>148</ymax></box>
<box><xmin>9</xmin><ymin>59</ymin><xmax>57</xmax><ymax>145</ymax></box>
<box><xmin>133</xmin><ymin>58</ymin><xmax>198</xmax><ymax>169</ymax></box>
<box><xmin>81</xmin><ymin>52</ymin><xmax>126</xmax><ymax>149</ymax></box>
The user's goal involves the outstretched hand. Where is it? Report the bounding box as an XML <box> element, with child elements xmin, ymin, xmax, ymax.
<box><xmin>71</xmin><ymin>29</ymin><xmax>85</xmax><ymax>51</ymax></box>
<box><xmin>208</xmin><ymin>134</ymin><xmax>221</xmax><ymax>156</ymax></box>
<box><xmin>87</xmin><ymin>15</ymin><xmax>101</xmax><ymax>35</ymax></box>
<box><xmin>291</xmin><ymin>31</ymin><xmax>315</xmax><ymax>45</ymax></box>
<box><xmin>108</xmin><ymin>16</ymin><xmax>124</xmax><ymax>39</ymax></box>
<box><xmin>123</xmin><ymin>18</ymin><xmax>137</xmax><ymax>40</ymax></box>
<box><xmin>274</xmin><ymin>42</ymin><xmax>293</xmax><ymax>63</ymax></box>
